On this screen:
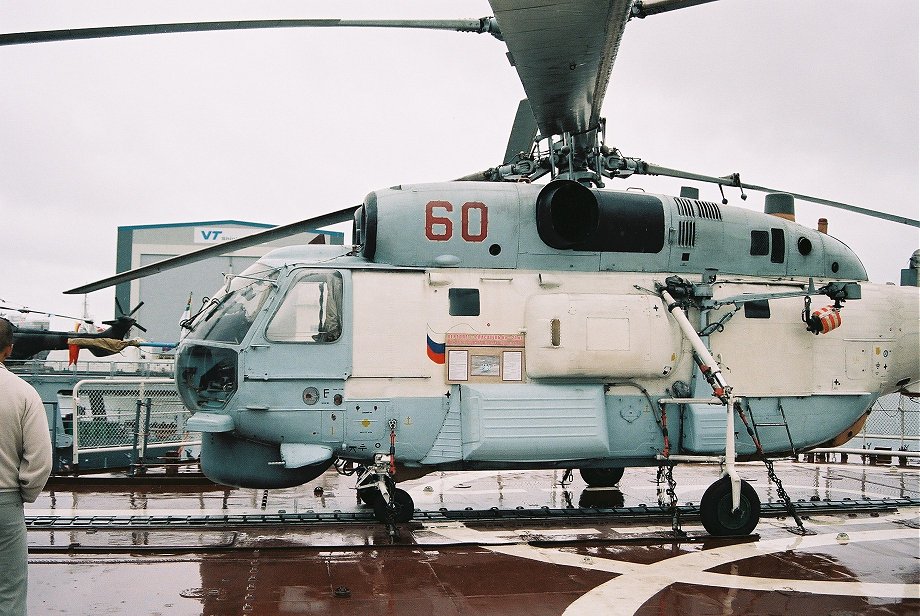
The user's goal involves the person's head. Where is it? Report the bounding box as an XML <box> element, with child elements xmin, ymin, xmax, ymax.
<box><xmin>0</xmin><ymin>317</ymin><xmax>13</xmax><ymax>360</ymax></box>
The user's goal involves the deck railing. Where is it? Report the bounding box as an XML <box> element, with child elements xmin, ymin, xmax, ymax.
<box><xmin>71</xmin><ymin>378</ymin><xmax>200</xmax><ymax>468</ymax></box>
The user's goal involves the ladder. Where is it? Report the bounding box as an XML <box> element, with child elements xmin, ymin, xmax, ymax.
<box><xmin>745</xmin><ymin>398</ymin><xmax>796</xmax><ymax>456</ymax></box>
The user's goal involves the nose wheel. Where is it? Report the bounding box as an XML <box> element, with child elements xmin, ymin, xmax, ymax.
<box><xmin>371</xmin><ymin>477</ymin><xmax>415</xmax><ymax>524</ymax></box>
<box><xmin>353</xmin><ymin>455</ymin><xmax>416</xmax><ymax>525</ymax></box>
<box><xmin>700</xmin><ymin>475</ymin><xmax>760</xmax><ymax>536</ymax></box>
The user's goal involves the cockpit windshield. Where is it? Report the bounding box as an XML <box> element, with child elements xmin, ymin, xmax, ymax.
<box><xmin>185</xmin><ymin>264</ymin><xmax>280</xmax><ymax>344</ymax></box>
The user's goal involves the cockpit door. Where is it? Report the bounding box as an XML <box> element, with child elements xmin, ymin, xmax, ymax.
<box><xmin>241</xmin><ymin>269</ymin><xmax>352</xmax><ymax>383</ymax></box>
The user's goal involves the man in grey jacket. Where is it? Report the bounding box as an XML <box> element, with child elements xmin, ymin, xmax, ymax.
<box><xmin>0</xmin><ymin>317</ymin><xmax>52</xmax><ymax>616</ymax></box>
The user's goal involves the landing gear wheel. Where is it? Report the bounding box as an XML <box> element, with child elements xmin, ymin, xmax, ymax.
<box><xmin>579</xmin><ymin>467</ymin><xmax>624</xmax><ymax>488</ymax></box>
<box><xmin>372</xmin><ymin>487</ymin><xmax>415</xmax><ymax>524</ymax></box>
<box><xmin>700</xmin><ymin>476</ymin><xmax>760</xmax><ymax>536</ymax></box>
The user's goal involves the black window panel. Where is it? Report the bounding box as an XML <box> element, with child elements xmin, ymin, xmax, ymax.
<box><xmin>750</xmin><ymin>230</ymin><xmax>769</xmax><ymax>256</ymax></box>
<box><xmin>744</xmin><ymin>299</ymin><xmax>771</xmax><ymax>319</ymax></box>
<box><xmin>771</xmin><ymin>228</ymin><xmax>785</xmax><ymax>263</ymax></box>
<box><xmin>578</xmin><ymin>192</ymin><xmax>665</xmax><ymax>253</ymax></box>
<box><xmin>449</xmin><ymin>288</ymin><xmax>480</xmax><ymax>316</ymax></box>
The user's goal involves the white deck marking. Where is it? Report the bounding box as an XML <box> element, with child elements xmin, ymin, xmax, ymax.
<box><xmin>424</xmin><ymin>512</ymin><xmax>920</xmax><ymax>615</ymax></box>
<box><xmin>563</xmin><ymin>527</ymin><xmax>920</xmax><ymax>615</ymax></box>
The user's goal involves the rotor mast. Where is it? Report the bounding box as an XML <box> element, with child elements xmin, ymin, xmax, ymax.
<box><xmin>496</xmin><ymin>0</ymin><xmax>722</xmax><ymax>186</ymax></box>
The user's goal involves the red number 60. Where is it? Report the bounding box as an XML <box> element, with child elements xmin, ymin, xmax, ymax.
<box><xmin>425</xmin><ymin>201</ymin><xmax>488</xmax><ymax>242</ymax></box>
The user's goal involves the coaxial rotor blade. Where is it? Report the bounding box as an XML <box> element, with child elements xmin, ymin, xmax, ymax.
<box><xmin>0</xmin><ymin>18</ymin><xmax>501</xmax><ymax>46</ymax></box>
<box><xmin>0</xmin><ymin>305</ymin><xmax>90</xmax><ymax>322</ymax></box>
<box><xmin>488</xmin><ymin>0</ymin><xmax>633</xmax><ymax>138</ymax></box>
<box><xmin>453</xmin><ymin>170</ymin><xmax>494</xmax><ymax>182</ymax></box>
<box><xmin>631</xmin><ymin>0</ymin><xmax>720</xmax><ymax>18</ymax></box>
<box><xmin>127</xmin><ymin>301</ymin><xmax>145</xmax><ymax>317</ymax></box>
<box><xmin>631</xmin><ymin>161</ymin><xmax>920</xmax><ymax>227</ymax></box>
<box><xmin>503</xmin><ymin>99</ymin><xmax>538</xmax><ymax>164</ymax></box>
<box><xmin>454</xmin><ymin>98</ymin><xmax>541</xmax><ymax>182</ymax></box>
<box><xmin>64</xmin><ymin>205</ymin><xmax>359</xmax><ymax>295</ymax></box>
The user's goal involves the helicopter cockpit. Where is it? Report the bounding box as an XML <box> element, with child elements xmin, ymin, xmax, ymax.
<box><xmin>176</xmin><ymin>263</ymin><xmax>278</xmax><ymax>412</ymax></box>
<box><xmin>176</xmin><ymin>261</ymin><xmax>346</xmax><ymax>415</ymax></box>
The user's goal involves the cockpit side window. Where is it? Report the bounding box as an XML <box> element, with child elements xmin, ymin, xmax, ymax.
<box><xmin>266</xmin><ymin>271</ymin><xmax>343</xmax><ymax>343</ymax></box>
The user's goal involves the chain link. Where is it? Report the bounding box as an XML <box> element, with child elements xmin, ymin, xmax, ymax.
<box><xmin>560</xmin><ymin>468</ymin><xmax>574</xmax><ymax>486</ymax></box>
<box><xmin>665</xmin><ymin>465</ymin><xmax>678</xmax><ymax>510</ymax></box>
<box><xmin>763</xmin><ymin>458</ymin><xmax>808</xmax><ymax>533</ymax></box>
<box><xmin>657</xmin><ymin>464</ymin><xmax>683</xmax><ymax>535</ymax></box>
<box><xmin>734</xmin><ymin>400</ymin><xmax>810</xmax><ymax>534</ymax></box>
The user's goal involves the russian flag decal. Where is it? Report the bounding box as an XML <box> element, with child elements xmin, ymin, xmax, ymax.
<box><xmin>427</xmin><ymin>335</ymin><xmax>445</xmax><ymax>364</ymax></box>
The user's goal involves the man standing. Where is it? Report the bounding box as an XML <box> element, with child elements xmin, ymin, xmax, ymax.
<box><xmin>0</xmin><ymin>317</ymin><xmax>52</xmax><ymax>616</ymax></box>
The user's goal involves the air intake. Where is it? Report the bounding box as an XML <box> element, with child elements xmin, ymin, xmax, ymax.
<box><xmin>536</xmin><ymin>180</ymin><xmax>600</xmax><ymax>249</ymax></box>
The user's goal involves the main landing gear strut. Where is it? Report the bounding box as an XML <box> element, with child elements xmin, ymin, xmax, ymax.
<box><xmin>657</xmin><ymin>282</ymin><xmax>764</xmax><ymax>537</ymax></box>
<box><xmin>653</xmin><ymin>275</ymin><xmax>817</xmax><ymax>536</ymax></box>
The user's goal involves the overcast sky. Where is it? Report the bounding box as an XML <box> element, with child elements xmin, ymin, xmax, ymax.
<box><xmin>1</xmin><ymin>0</ymin><xmax>917</xmax><ymax>331</ymax></box>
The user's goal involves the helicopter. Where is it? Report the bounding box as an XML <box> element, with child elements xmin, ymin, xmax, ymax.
<box><xmin>1</xmin><ymin>301</ymin><xmax>146</xmax><ymax>361</ymax></box>
<box><xmin>3</xmin><ymin>0</ymin><xmax>918</xmax><ymax>537</ymax></box>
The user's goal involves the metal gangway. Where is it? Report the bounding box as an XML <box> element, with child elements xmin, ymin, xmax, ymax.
<box><xmin>70</xmin><ymin>378</ymin><xmax>200</xmax><ymax>472</ymax></box>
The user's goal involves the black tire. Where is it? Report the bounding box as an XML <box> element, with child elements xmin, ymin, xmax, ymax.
<box><xmin>372</xmin><ymin>487</ymin><xmax>415</xmax><ymax>524</ymax></box>
<box><xmin>579</xmin><ymin>467</ymin><xmax>625</xmax><ymax>488</ymax></box>
<box><xmin>700</xmin><ymin>476</ymin><xmax>761</xmax><ymax>536</ymax></box>
<box><xmin>356</xmin><ymin>473</ymin><xmax>379</xmax><ymax>505</ymax></box>
<box><xmin>358</xmin><ymin>486</ymin><xmax>379</xmax><ymax>506</ymax></box>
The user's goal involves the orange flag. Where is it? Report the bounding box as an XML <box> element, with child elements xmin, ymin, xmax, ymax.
<box><xmin>68</xmin><ymin>323</ymin><xmax>80</xmax><ymax>365</ymax></box>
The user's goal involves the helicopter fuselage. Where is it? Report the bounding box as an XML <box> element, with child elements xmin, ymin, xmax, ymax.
<box><xmin>178</xmin><ymin>182</ymin><xmax>919</xmax><ymax>488</ymax></box>
<box><xmin>9</xmin><ymin>317</ymin><xmax>137</xmax><ymax>361</ymax></box>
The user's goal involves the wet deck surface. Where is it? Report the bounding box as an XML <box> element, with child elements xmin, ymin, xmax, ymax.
<box><xmin>26</xmin><ymin>461</ymin><xmax>920</xmax><ymax>615</ymax></box>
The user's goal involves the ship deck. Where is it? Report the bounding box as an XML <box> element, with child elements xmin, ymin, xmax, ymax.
<box><xmin>26</xmin><ymin>460</ymin><xmax>920</xmax><ymax>615</ymax></box>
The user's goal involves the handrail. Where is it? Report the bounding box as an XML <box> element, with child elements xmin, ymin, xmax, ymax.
<box><xmin>72</xmin><ymin>377</ymin><xmax>178</xmax><ymax>465</ymax></box>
